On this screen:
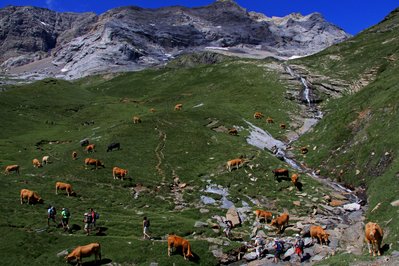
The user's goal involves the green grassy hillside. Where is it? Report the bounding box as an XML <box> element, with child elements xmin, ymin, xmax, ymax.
<box><xmin>0</xmin><ymin>60</ymin><xmax>332</xmax><ymax>265</ymax></box>
<box><xmin>294</xmin><ymin>7</ymin><xmax>399</xmax><ymax>255</ymax></box>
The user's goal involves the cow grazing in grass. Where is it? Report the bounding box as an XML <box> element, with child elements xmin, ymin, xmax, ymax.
<box><xmin>228</xmin><ymin>128</ymin><xmax>238</xmax><ymax>136</ymax></box>
<box><xmin>65</xmin><ymin>242</ymin><xmax>101</xmax><ymax>266</ymax></box>
<box><xmin>270</xmin><ymin>213</ymin><xmax>289</xmax><ymax>233</ymax></box>
<box><xmin>227</xmin><ymin>158</ymin><xmax>246</xmax><ymax>172</ymax></box>
<box><xmin>254</xmin><ymin>209</ymin><xmax>272</xmax><ymax>222</ymax></box>
<box><xmin>365</xmin><ymin>222</ymin><xmax>383</xmax><ymax>256</ymax></box>
<box><xmin>85</xmin><ymin>144</ymin><xmax>95</xmax><ymax>153</ymax></box>
<box><xmin>80</xmin><ymin>138</ymin><xmax>89</xmax><ymax>147</ymax></box>
<box><xmin>310</xmin><ymin>225</ymin><xmax>330</xmax><ymax>245</ymax></box>
<box><xmin>291</xmin><ymin>173</ymin><xmax>299</xmax><ymax>186</ymax></box>
<box><xmin>167</xmin><ymin>235</ymin><xmax>193</xmax><ymax>260</ymax></box>
<box><xmin>133</xmin><ymin>116</ymin><xmax>141</xmax><ymax>124</ymax></box>
<box><xmin>253</xmin><ymin>112</ymin><xmax>264</xmax><ymax>119</ymax></box>
<box><xmin>272</xmin><ymin>168</ymin><xmax>289</xmax><ymax>179</ymax></box>
<box><xmin>280</xmin><ymin>123</ymin><xmax>286</xmax><ymax>129</ymax></box>
<box><xmin>20</xmin><ymin>189</ymin><xmax>43</xmax><ymax>204</ymax></box>
<box><xmin>266</xmin><ymin>117</ymin><xmax>274</xmax><ymax>123</ymax></box>
<box><xmin>174</xmin><ymin>104</ymin><xmax>183</xmax><ymax>111</ymax></box>
<box><xmin>84</xmin><ymin>158</ymin><xmax>105</xmax><ymax>169</ymax></box>
<box><xmin>32</xmin><ymin>158</ymin><xmax>42</xmax><ymax>168</ymax></box>
<box><xmin>55</xmin><ymin>182</ymin><xmax>74</xmax><ymax>196</ymax></box>
<box><xmin>42</xmin><ymin>155</ymin><xmax>50</xmax><ymax>165</ymax></box>
<box><xmin>72</xmin><ymin>151</ymin><xmax>78</xmax><ymax>160</ymax></box>
<box><xmin>150</xmin><ymin>108</ymin><xmax>156</xmax><ymax>113</ymax></box>
<box><xmin>4</xmin><ymin>164</ymin><xmax>19</xmax><ymax>175</ymax></box>
<box><xmin>107</xmin><ymin>142</ymin><xmax>120</xmax><ymax>152</ymax></box>
<box><xmin>112</xmin><ymin>167</ymin><xmax>128</xmax><ymax>180</ymax></box>
<box><xmin>300</xmin><ymin>147</ymin><xmax>308</xmax><ymax>154</ymax></box>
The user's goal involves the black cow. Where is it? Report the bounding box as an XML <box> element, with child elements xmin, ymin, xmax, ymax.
<box><xmin>80</xmin><ymin>138</ymin><xmax>89</xmax><ymax>147</ymax></box>
<box><xmin>107</xmin><ymin>142</ymin><xmax>120</xmax><ymax>152</ymax></box>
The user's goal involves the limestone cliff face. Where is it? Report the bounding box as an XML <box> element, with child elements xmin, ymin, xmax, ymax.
<box><xmin>0</xmin><ymin>1</ymin><xmax>350</xmax><ymax>79</ymax></box>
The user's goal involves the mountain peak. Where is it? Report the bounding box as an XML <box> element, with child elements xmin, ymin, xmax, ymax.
<box><xmin>0</xmin><ymin>3</ymin><xmax>350</xmax><ymax>80</ymax></box>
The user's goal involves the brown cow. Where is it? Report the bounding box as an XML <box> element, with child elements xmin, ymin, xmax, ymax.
<box><xmin>32</xmin><ymin>158</ymin><xmax>42</xmax><ymax>168</ymax></box>
<box><xmin>291</xmin><ymin>173</ymin><xmax>299</xmax><ymax>186</ymax></box>
<box><xmin>84</xmin><ymin>158</ymin><xmax>105</xmax><ymax>169</ymax></box>
<box><xmin>253</xmin><ymin>112</ymin><xmax>264</xmax><ymax>119</ymax></box>
<box><xmin>266</xmin><ymin>117</ymin><xmax>274</xmax><ymax>124</ymax></box>
<box><xmin>72</xmin><ymin>151</ymin><xmax>78</xmax><ymax>160</ymax></box>
<box><xmin>167</xmin><ymin>235</ymin><xmax>193</xmax><ymax>260</ymax></box>
<box><xmin>55</xmin><ymin>182</ymin><xmax>74</xmax><ymax>196</ymax></box>
<box><xmin>112</xmin><ymin>167</ymin><xmax>128</xmax><ymax>180</ymax></box>
<box><xmin>133</xmin><ymin>116</ymin><xmax>142</xmax><ymax>124</ymax></box>
<box><xmin>174</xmin><ymin>104</ymin><xmax>183</xmax><ymax>111</ymax></box>
<box><xmin>310</xmin><ymin>225</ymin><xmax>330</xmax><ymax>245</ymax></box>
<box><xmin>254</xmin><ymin>209</ymin><xmax>273</xmax><ymax>222</ymax></box>
<box><xmin>20</xmin><ymin>189</ymin><xmax>43</xmax><ymax>204</ymax></box>
<box><xmin>226</xmin><ymin>158</ymin><xmax>246</xmax><ymax>172</ymax></box>
<box><xmin>272</xmin><ymin>168</ymin><xmax>289</xmax><ymax>179</ymax></box>
<box><xmin>65</xmin><ymin>242</ymin><xmax>101</xmax><ymax>266</ymax></box>
<box><xmin>365</xmin><ymin>222</ymin><xmax>383</xmax><ymax>256</ymax></box>
<box><xmin>4</xmin><ymin>164</ymin><xmax>20</xmax><ymax>175</ymax></box>
<box><xmin>300</xmin><ymin>147</ymin><xmax>308</xmax><ymax>154</ymax></box>
<box><xmin>270</xmin><ymin>213</ymin><xmax>289</xmax><ymax>233</ymax></box>
<box><xmin>228</xmin><ymin>128</ymin><xmax>238</xmax><ymax>136</ymax></box>
<box><xmin>85</xmin><ymin>144</ymin><xmax>96</xmax><ymax>153</ymax></box>
<box><xmin>280</xmin><ymin>123</ymin><xmax>286</xmax><ymax>129</ymax></box>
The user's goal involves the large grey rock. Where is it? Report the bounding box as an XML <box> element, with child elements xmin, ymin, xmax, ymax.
<box><xmin>0</xmin><ymin>1</ymin><xmax>350</xmax><ymax>80</ymax></box>
<box><xmin>243</xmin><ymin>251</ymin><xmax>258</xmax><ymax>261</ymax></box>
<box><xmin>226</xmin><ymin>206</ymin><xmax>241</xmax><ymax>227</ymax></box>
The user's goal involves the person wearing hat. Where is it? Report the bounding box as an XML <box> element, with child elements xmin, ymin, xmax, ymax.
<box><xmin>254</xmin><ymin>235</ymin><xmax>265</xmax><ymax>259</ymax></box>
<box><xmin>294</xmin><ymin>234</ymin><xmax>304</xmax><ymax>262</ymax></box>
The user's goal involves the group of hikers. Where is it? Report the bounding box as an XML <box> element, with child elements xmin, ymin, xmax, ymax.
<box><xmin>254</xmin><ymin>234</ymin><xmax>305</xmax><ymax>262</ymax></box>
<box><xmin>141</xmin><ymin>216</ymin><xmax>304</xmax><ymax>263</ymax></box>
<box><xmin>47</xmin><ymin>205</ymin><xmax>98</xmax><ymax>235</ymax></box>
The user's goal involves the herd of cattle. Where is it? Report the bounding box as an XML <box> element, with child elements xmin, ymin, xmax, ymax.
<box><xmin>4</xmin><ymin>108</ymin><xmax>385</xmax><ymax>264</ymax></box>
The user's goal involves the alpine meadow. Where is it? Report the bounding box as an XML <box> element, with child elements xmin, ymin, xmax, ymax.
<box><xmin>0</xmin><ymin>2</ymin><xmax>399</xmax><ymax>266</ymax></box>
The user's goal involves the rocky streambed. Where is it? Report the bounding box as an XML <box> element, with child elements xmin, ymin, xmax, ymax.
<box><xmin>195</xmin><ymin>64</ymin><xmax>369</xmax><ymax>265</ymax></box>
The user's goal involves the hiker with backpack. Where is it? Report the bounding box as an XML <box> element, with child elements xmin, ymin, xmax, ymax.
<box><xmin>142</xmin><ymin>216</ymin><xmax>150</xmax><ymax>239</ymax></box>
<box><xmin>273</xmin><ymin>238</ymin><xmax>285</xmax><ymax>263</ymax></box>
<box><xmin>294</xmin><ymin>234</ymin><xmax>304</xmax><ymax>262</ymax></box>
<box><xmin>254</xmin><ymin>235</ymin><xmax>265</xmax><ymax>259</ymax></box>
<box><xmin>83</xmin><ymin>212</ymin><xmax>93</xmax><ymax>235</ymax></box>
<box><xmin>90</xmin><ymin>208</ymin><xmax>98</xmax><ymax>229</ymax></box>
<box><xmin>47</xmin><ymin>205</ymin><xmax>57</xmax><ymax>227</ymax></box>
<box><xmin>61</xmin><ymin>208</ymin><xmax>70</xmax><ymax>232</ymax></box>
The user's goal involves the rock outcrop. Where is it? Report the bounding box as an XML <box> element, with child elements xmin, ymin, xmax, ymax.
<box><xmin>0</xmin><ymin>0</ymin><xmax>351</xmax><ymax>79</ymax></box>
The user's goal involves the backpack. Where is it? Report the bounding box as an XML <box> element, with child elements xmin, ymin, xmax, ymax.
<box><xmin>276</xmin><ymin>241</ymin><xmax>284</xmax><ymax>252</ymax></box>
<box><xmin>95</xmin><ymin>212</ymin><xmax>100</xmax><ymax>220</ymax></box>
<box><xmin>49</xmin><ymin>207</ymin><xmax>56</xmax><ymax>216</ymax></box>
<box><xmin>296</xmin><ymin>239</ymin><xmax>304</xmax><ymax>249</ymax></box>
<box><xmin>85</xmin><ymin>213</ymin><xmax>92</xmax><ymax>223</ymax></box>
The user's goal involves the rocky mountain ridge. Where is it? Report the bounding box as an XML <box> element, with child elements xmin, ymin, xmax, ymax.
<box><xmin>0</xmin><ymin>0</ymin><xmax>350</xmax><ymax>79</ymax></box>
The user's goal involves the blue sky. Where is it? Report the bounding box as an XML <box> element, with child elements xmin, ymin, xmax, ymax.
<box><xmin>1</xmin><ymin>0</ymin><xmax>398</xmax><ymax>35</ymax></box>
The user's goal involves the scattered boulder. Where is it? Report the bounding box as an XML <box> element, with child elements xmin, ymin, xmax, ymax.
<box><xmin>226</xmin><ymin>206</ymin><xmax>241</xmax><ymax>227</ymax></box>
<box><xmin>194</xmin><ymin>221</ymin><xmax>208</xmax><ymax>228</ymax></box>
<box><xmin>243</xmin><ymin>252</ymin><xmax>258</xmax><ymax>261</ymax></box>
<box><xmin>343</xmin><ymin>203</ymin><xmax>361</xmax><ymax>211</ymax></box>
<box><xmin>57</xmin><ymin>249</ymin><xmax>69</xmax><ymax>257</ymax></box>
